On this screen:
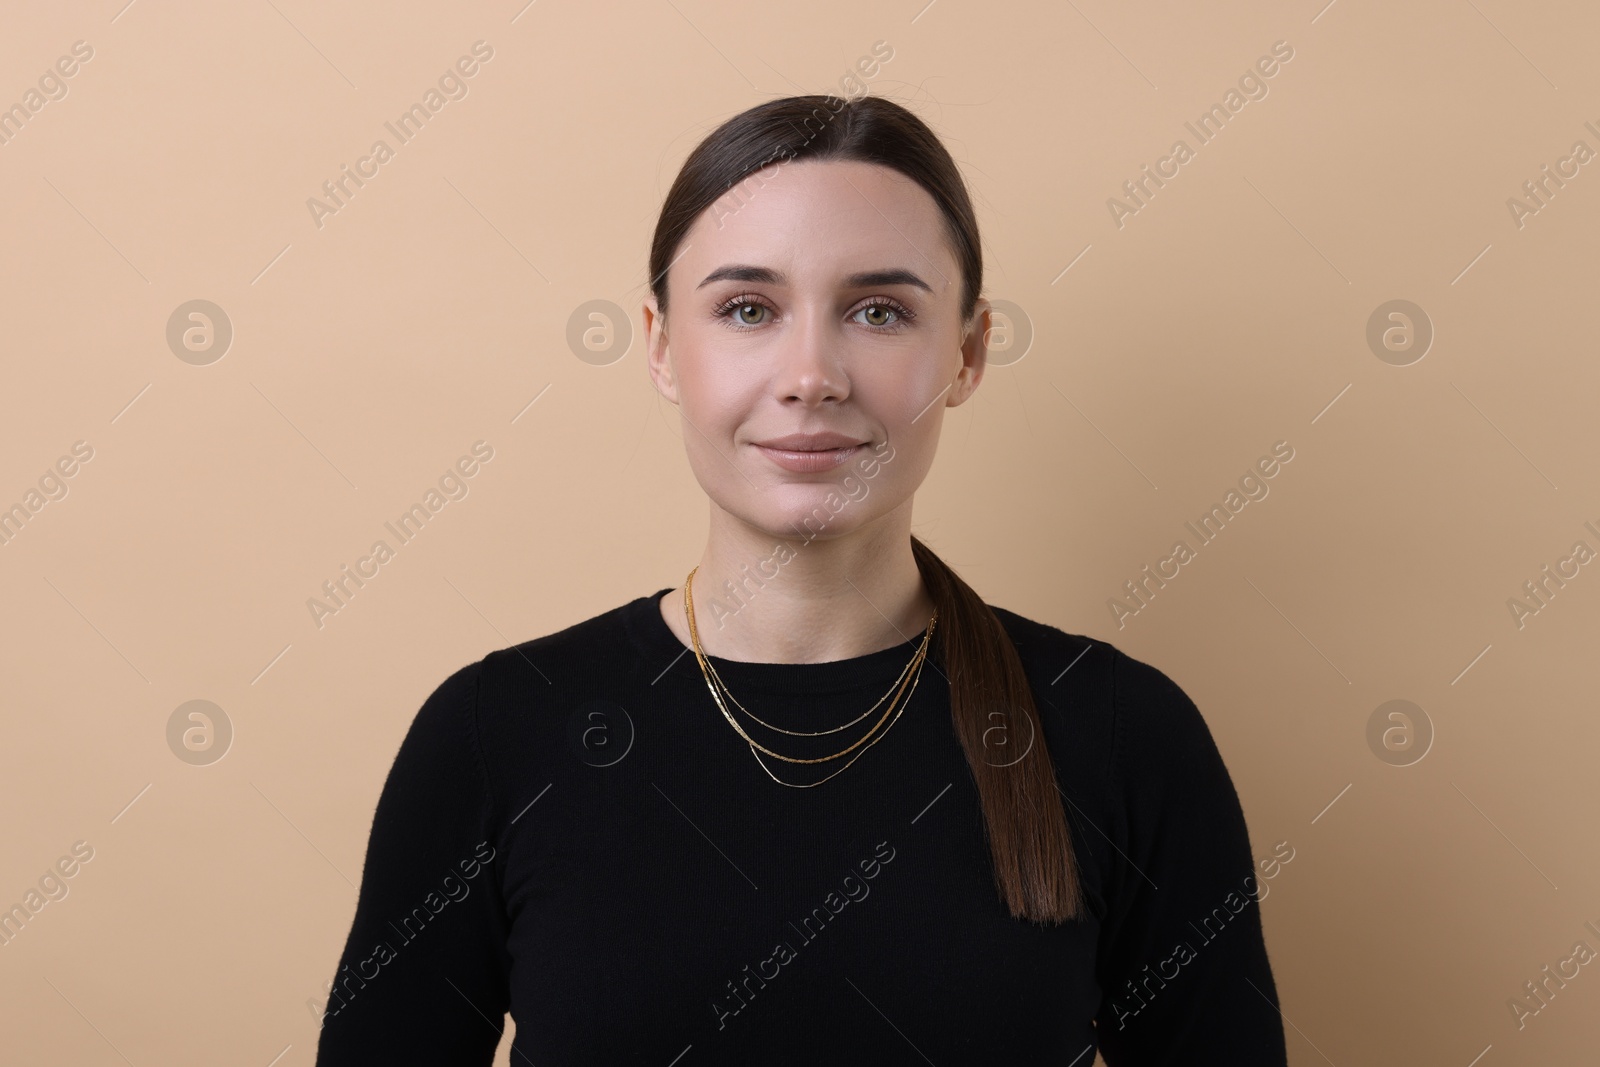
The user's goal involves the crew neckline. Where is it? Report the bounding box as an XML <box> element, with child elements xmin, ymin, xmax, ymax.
<box><xmin>623</xmin><ymin>586</ymin><xmax>941</xmax><ymax>695</ymax></box>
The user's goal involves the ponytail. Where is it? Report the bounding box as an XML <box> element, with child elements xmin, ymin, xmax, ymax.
<box><xmin>912</xmin><ymin>535</ymin><xmax>1085</xmax><ymax>923</ymax></box>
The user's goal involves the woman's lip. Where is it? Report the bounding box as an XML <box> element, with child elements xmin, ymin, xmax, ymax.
<box><xmin>752</xmin><ymin>443</ymin><xmax>863</xmax><ymax>473</ymax></box>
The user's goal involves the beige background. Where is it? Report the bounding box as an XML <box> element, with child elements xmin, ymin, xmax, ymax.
<box><xmin>2</xmin><ymin>0</ymin><xmax>1597</xmax><ymax>1063</ymax></box>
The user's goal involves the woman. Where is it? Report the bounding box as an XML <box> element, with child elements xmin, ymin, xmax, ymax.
<box><xmin>314</xmin><ymin>94</ymin><xmax>1288</xmax><ymax>1065</ymax></box>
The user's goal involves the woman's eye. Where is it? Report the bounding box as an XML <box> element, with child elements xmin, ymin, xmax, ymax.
<box><xmin>715</xmin><ymin>299</ymin><xmax>771</xmax><ymax>328</ymax></box>
<box><xmin>857</xmin><ymin>303</ymin><xmax>898</xmax><ymax>327</ymax></box>
<box><xmin>853</xmin><ymin>301</ymin><xmax>913</xmax><ymax>329</ymax></box>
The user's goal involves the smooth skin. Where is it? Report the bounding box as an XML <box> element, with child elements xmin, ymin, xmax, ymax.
<box><xmin>644</xmin><ymin>158</ymin><xmax>991</xmax><ymax>665</ymax></box>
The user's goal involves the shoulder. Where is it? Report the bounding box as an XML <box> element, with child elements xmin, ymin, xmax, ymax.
<box><xmin>475</xmin><ymin>596</ymin><xmax>640</xmax><ymax>696</ymax></box>
<box><xmin>986</xmin><ymin>603</ymin><xmax>1221</xmax><ymax>779</ymax></box>
<box><xmin>453</xmin><ymin>596</ymin><xmax>646</xmax><ymax>778</ymax></box>
<box><xmin>988</xmin><ymin>602</ymin><xmax>1112</xmax><ymax>691</ymax></box>
<box><xmin>398</xmin><ymin>597</ymin><xmax>638</xmax><ymax>751</ymax></box>
<box><xmin>403</xmin><ymin>657</ymin><xmax>483</xmax><ymax>744</ymax></box>
<box><xmin>988</xmin><ymin>607</ymin><xmax>1250</xmax><ymax>875</ymax></box>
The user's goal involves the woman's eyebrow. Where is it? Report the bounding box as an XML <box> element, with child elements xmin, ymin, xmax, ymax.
<box><xmin>696</xmin><ymin>264</ymin><xmax>934</xmax><ymax>294</ymax></box>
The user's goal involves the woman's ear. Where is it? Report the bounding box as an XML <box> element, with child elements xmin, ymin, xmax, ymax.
<box><xmin>643</xmin><ymin>295</ymin><xmax>678</xmax><ymax>404</ymax></box>
<box><xmin>950</xmin><ymin>297</ymin><xmax>991</xmax><ymax>406</ymax></box>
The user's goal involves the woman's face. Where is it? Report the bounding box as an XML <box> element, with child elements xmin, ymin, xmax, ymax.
<box><xmin>644</xmin><ymin>158</ymin><xmax>989</xmax><ymax>544</ymax></box>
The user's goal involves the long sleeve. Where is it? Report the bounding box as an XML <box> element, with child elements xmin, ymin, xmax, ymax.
<box><xmin>1093</xmin><ymin>649</ymin><xmax>1289</xmax><ymax>1065</ymax></box>
<box><xmin>314</xmin><ymin>659</ymin><xmax>513</xmax><ymax>1064</ymax></box>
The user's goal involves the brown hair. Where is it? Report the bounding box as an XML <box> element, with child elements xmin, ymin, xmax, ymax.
<box><xmin>648</xmin><ymin>93</ymin><xmax>1083</xmax><ymax>924</ymax></box>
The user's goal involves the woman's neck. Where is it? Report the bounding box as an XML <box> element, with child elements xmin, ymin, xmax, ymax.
<box><xmin>658</xmin><ymin>517</ymin><xmax>935</xmax><ymax>665</ymax></box>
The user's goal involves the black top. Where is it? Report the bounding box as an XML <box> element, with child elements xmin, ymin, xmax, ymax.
<box><xmin>313</xmin><ymin>588</ymin><xmax>1288</xmax><ymax>1065</ymax></box>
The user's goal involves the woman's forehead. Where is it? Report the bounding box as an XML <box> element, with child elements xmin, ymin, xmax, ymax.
<box><xmin>680</xmin><ymin>162</ymin><xmax>953</xmax><ymax>287</ymax></box>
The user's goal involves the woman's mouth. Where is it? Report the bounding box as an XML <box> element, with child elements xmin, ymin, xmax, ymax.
<box><xmin>749</xmin><ymin>432</ymin><xmax>869</xmax><ymax>473</ymax></box>
<box><xmin>752</xmin><ymin>443</ymin><xmax>864</xmax><ymax>473</ymax></box>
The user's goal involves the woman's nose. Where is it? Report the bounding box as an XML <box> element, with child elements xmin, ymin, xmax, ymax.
<box><xmin>773</xmin><ymin>310</ymin><xmax>849</xmax><ymax>403</ymax></box>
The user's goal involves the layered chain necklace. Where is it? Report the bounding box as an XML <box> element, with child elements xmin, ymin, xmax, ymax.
<box><xmin>683</xmin><ymin>566</ymin><xmax>937</xmax><ymax>788</ymax></box>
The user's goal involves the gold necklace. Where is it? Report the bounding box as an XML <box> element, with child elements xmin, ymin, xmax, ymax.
<box><xmin>684</xmin><ymin>566</ymin><xmax>937</xmax><ymax>788</ymax></box>
<box><xmin>695</xmin><ymin>617</ymin><xmax>927</xmax><ymax>738</ymax></box>
<box><xmin>684</xmin><ymin>566</ymin><xmax>934</xmax><ymax>748</ymax></box>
